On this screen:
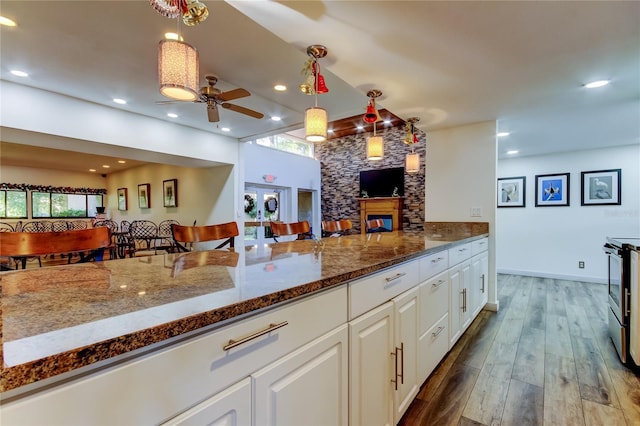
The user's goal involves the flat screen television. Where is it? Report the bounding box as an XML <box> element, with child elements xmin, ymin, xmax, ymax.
<box><xmin>359</xmin><ymin>167</ymin><xmax>405</xmax><ymax>198</ymax></box>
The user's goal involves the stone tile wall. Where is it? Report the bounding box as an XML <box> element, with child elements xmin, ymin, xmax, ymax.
<box><xmin>316</xmin><ymin>125</ymin><xmax>426</xmax><ymax>233</ymax></box>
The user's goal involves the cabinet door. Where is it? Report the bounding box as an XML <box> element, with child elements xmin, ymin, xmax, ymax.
<box><xmin>449</xmin><ymin>265</ymin><xmax>463</xmax><ymax>348</ymax></box>
<box><xmin>393</xmin><ymin>286</ymin><xmax>420</xmax><ymax>424</ymax></box>
<box><xmin>478</xmin><ymin>251</ymin><xmax>489</xmax><ymax>312</ymax></box>
<box><xmin>349</xmin><ymin>302</ymin><xmax>395</xmax><ymax>426</ymax></box>
<box><xmin>460</xmin><ymin>261</ymin><xmax>473</xmax><ymax>331</ymax></box>
<box><xmin>162</xmin><ymin>378</ymin><xmax>251</xmax><ymax>426</ymax></box>
<box><xmin>253</xmin><ymin>325</ymin><xmax>349</xmax><ymax>426</ymax></box>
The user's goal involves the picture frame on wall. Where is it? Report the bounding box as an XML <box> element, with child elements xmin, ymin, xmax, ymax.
<box><xmin>497</xmin><ymin>176</ymin><xmax>526</xmax><ymax>208</ymax></box>
<box><xmin>117</xmin><ymin>187</ymin><xmax>128</xmax><ymax>211</ymax></box>
<box><xmin>581</xmin><ymin>169</ymin><xmax>621</xmax><ymax>206</ymax></box>
<box><xmin>138</xmin><ymin>183</ymin><xmax>150</xmax><ymax>209</ymax></box>
<box><xmin>535</xmin><ymin>173</ymin><xmax>570</xmax><ymax>207</ymax></box>
<box><xmin>163</xmin><ymin>179</ymin><xmax>178</xmax><ymax>207</ymax></box>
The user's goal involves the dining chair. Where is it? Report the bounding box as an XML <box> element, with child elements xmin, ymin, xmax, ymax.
<box><xmin>18</xmin><ymin>221</ymin><xmax>52</xmax><ymax>267</ymax></box>
<box><xmin>157</xmin><ymin>219</ymin><xmax>180</xmax><ymax>252</ymax></box>
<box><xmin>129</xmin><ymin>220</ymin><xmax>164</xmax><ymax>257</ymax></box>
<box><xmin>365</xmin><ymin>218</ymin><xmax>386</xmax><ymax>233</ymax></box>
<box><xmin>69</xmin><ymin>220</ymin><xmax>88</xmax><ymax>230</ymax></box>
<box><xmin>51</xmin><ymin>220</ymin><xmax>71</xmax><ymax>232</ymax></box>
<box><xmin>0</xmin><ymin>222</ymin><xmax>15</xmax><ymax>232</ymax></box>
<box><xmin>171</xmin><ymin>222</ymin><xmax>239</xmax><ymax>252</ymax></box>
<box><xmin>0</xmin><ymin>227</ymin><xmax>111</xmax><ymax>269</ymax></box>
<box><xmin>321</xmin><ymin>219</ymin><xmax>353</xmax><ymax>237</ymax></box>
<box><xmin>269</xmin><ymin>221</ymin><xmax>313</xmax><ymax>242</ymax></box>
<box><xmin>93</xmin><ymin>220</ymin><xmax>119</xmax><ymax>259</ymax></box>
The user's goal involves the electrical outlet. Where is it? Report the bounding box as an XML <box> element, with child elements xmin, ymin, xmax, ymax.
<box><xmin>578</xmin><ymin>261</ymin><xmax>585</xmax><ymax>269</ymax></box>
<box><xmin>470</xmin><ymin>207</ymin><xmax>482</xmax><ymax>217</ymax></box>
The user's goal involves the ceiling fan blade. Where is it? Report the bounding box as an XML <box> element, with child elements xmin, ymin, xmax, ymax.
<box><xmin>217</xmin><ymin>88</ymin><xmax>250</xmax><ymax>102</ymax></box>
<box><xmin>221</xmin><ymin>103</ymin><xmax>264</xmax><ymax>119</ymax></box>
<box><xmin>155</xmin><ymin>98</ymin><xmax>204</xmax><ymax>105</ymax></box>
<box><xmin>207</xmin><ymin>104</ymin><xmax>220</xmax><ymax>122</ymax></box>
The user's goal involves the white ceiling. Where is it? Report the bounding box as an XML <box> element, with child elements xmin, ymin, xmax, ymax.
<box><xmin>0</xmin><ymin>0</ymin><xmax>638</xmax><ymax>171</ymax></box>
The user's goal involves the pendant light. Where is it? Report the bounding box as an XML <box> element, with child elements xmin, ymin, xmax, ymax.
<box><xmin>304</xmin><ymin>45</ymin><xmax>329</xmax><ymax>142</ymax></box>
<box><xmin>404</xmin><ymin>117</ymin><xmax>421</xmax><ymax>173</ymax></box>
<box><xmin>158</xmin><ymin>38</ymin><xmax>199</xmax><ymax>101</ymax></box>
<box><xmin>365</xmin><ymin>90</ymin><xmax>383</xmax><ymax>160</ymax></box>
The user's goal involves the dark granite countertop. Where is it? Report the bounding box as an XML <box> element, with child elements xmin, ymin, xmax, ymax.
<box><xmin>1</xmin><ymin>224</ymin><xmax>488</xmax><ymax>394</ymax></box>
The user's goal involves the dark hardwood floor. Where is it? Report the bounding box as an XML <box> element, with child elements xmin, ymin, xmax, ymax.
<box><xmin>399</xmin><ymin>274</ymin><xmax>640</xmax><ymax>426</ymax></box>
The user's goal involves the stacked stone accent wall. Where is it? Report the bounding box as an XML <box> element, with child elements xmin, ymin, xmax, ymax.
<box><xmin>316</xmin><ymin>125</ymin><xmax>426</xmax><ymax>233</ymax></box>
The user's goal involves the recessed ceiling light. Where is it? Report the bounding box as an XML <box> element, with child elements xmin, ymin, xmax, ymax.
<box><xmin>383</xmin><ymin>120</ymin><xmax>391</xmax><ymax>125</ymax></box>
<box><xmin>89</xmin><ymin>169</ymin><xmax>97</xmax><ymax>172</ymax></box>
<box><xmin>584</xmin><ymin>80</ymin><xmax>610</xmax><ymax>89</ymax></box>
<box><xmin>356</xmin><ymin>125</ymin><xmax>364</xmax><ymax>130</ymax></box>
<box><xmin>10</xmin><ymin>70</ymin><xmax>28</xmax><ymax>77</ymax></box>
<box><xmin>0</xmin><ymin>16</ymin><xmax>17</xmax><ymax>27</ymax></box>
<box><xmin>274</xmin><ymin>84</ymin><xmax>287</xmax><ymax>92</ymax></box>
<box><xmin>113</xmin><ymin>98</ymin><xmax>127</xmax><ymax>105</ymax></box>
<box><xmin>507</xmin><ymin>150</ymin><xmax>519</xmax><ymax>155</ymax></box>
<box><xmin>167</xmin><ymin>112</ymin><xmax>178</xmax><ymax>118</ymax></box>
<box><xmin>118</xmin><ymin>160</ymin><xmax>126</xmax><ymax>164</ymax></box>
<box><xmin>102</xmin><ymin>165</ymin><xmax>110</xmax><ymax>168</ymax></box>
<box><xmin>271</xmin><ymin>116</ymin><xmax>281</xmax><ymax>121</ymax></box>
<box><xmin>221</xmin><ymin>127</ymin><xmax>231</xmax><ymax>132</ymax></box>
<box><xmin>497</xmin><ymin>132</ymin><xmax>510</xmax><ymax>137</ymax></box>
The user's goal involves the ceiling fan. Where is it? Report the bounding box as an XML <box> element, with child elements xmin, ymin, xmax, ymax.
<box><xmin>158</xmin><ymin>75</ymin><xmax>265</xmax><ymax>123</ymax></box>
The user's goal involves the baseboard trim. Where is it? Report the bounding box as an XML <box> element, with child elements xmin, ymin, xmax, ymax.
<box><xmin>497</xmin><ymin>268</ymin><xmax>607</xmax><ymax>284</ymax></box>
<box><xmin>484</xmin><ymin>301</ymin><xmax>499</xmax><ymax>312</ymax></box>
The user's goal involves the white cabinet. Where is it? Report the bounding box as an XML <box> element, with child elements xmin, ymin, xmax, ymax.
<box><xmin>470</xmin><ymin>250</ymin><xmax>489</xmax><ymax>318</ymax></box>
<box><xmin>631</xmin><ymin>250</ymin><xmax>639</xmax><ymax>365</ymax></box>
<box><xmin>163</xmin><ymin>378</ymin><xmax>252</xmax><ymax>426</ymax></box>
<box><xmin>349</xmin><ymin>302</ymin><xmax>395</xmax><ymax>426</ymax></box>
<box><xmin>253</xmin><ymin>325</ymin><xmax>349</xmax><ymax>426</ymax></box>
<box><xmin>449</xmin><ymin>260</ymin><xmax>471</xmax><ymax>348</ymax></box>
<box><xmin>392</xmin><ymin>286</ymin><xmax>420</xmax><ymax>424</ymax></box>
<box><xmin>418</xmin><ymin>270</ymin><xmax>449</xmax><ymax>382</ymax></box>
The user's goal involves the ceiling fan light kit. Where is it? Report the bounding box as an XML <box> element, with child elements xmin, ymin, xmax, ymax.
<box><xmin>158</xmin><ymin>39</ymin><xmax>199</xmax><ymax>101</ymax></box>
<box><xmin>304</xmin><ymin>44</ymin><xmax>329</xmax><ymax>143</ymax></box>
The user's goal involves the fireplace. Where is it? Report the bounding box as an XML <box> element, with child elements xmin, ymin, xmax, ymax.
<box><xmin>357</xmin><ymin>197</ymin><xmax>403</xmax><ymax>234</ymax></box>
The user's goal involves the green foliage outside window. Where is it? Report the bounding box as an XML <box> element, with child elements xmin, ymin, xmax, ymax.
<box><xmin>0</xmin><ymin>190</ymin><xmax>27</xmax><ymax>218</ymax></box>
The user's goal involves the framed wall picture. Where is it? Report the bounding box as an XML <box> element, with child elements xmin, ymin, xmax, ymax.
<box><xmin>163</xmin><ymin>179</ymin><xmax>178</xmax><ymax>207</ymax></box>
<box><xmin>138</xmin><ymin>183</ymin><xmax>150</xmax><ymax>209</ymax></box>
<box><xmin>535</xmin><ymin>173</ymin><xmax>570</xmax><ymax>207</ymax></box>
<box><xmin>497</xmin><ymin>176</ymin><xmax>526</xmax><ymax>208</ymax></box>
<box><xmin>117</xmin><ymin>187</ymin><xmax>128</xmax><ymax>211</ymax></box>
<box><xmin>581</xmin><ymin>169</ymin><xmax>621</xmax><ymax>206</ymax></box>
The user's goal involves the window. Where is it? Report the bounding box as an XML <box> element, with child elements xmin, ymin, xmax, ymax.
<box><xmin>254</xmin><ymin>134</ymin><xmax>314</xmax><ymax>158</ymax></box>
<box><xmin>0</xmin><ymin>190</ymin><xmax>27</xmax><ymax>218</ymax></box>
<box><xmin>31</xmin><ymin>192</ymin><xmax>103</xmax><ymax>218</ymax></box>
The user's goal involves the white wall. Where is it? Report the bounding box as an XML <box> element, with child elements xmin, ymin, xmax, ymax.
<box><xmin>497</xmin><ymin>144</ymin><xmax>640</xmax><ymax>283</ymax></box>
<box><xmin>426</xmin><ymin>121</ymin><xmax>498</xmax><ymax>309</ymax></box>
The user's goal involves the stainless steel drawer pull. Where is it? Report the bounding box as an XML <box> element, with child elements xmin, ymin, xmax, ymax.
<box><xmin>458</xmin><ymin>248</ymin><xmax>467</xmax><ymax>252</ymax></box>
<box><xmin>390</xmin><ymin>342</ymin><xmax>404</xmax><ymax>390</ymax></box>
<box><xmin>223</xmin><ymin>321</ymin><xmax>288</xmax><ymax>351</ymax></box>
<box><xmin>430</xmin><ymin>257</ymin><xmax>445</xmax><ymax>263</ymax></box>
<box><xmin>385</xmin><ymin>272</ymin><xmax>407</xmax><ymax>283</ymax></box>
<box><xmin>432</xmin><ymin>326</ymin><xmax>445</xmax><ymax>338</ymax></box>
<box><xmin>481</xmin><ymin>274</ymin><xmax>485</xmax><ymax>293</ymax></box>
<box><xmin>431</xmin><ymin>279</ymin><xmax>446</xmax><ymax>288</ymax></box>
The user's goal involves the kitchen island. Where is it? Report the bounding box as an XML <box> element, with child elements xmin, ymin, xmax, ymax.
<box><xmin>1</xmin><ymin>223</ymin><xmax>489</xmax><ymax>424</ymax></box>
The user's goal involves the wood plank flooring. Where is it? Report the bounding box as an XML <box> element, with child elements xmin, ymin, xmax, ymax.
<box><xmin>399</xmin><ymin>274</ymin><xmax>640</xmax><ymax>426</ymax></box>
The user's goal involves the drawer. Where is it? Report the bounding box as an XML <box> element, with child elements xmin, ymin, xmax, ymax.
<box><xmin>418</xmin><ymin>314</ymin><xmax>448</xmax><ymax>382</ymax></box>
<box><xmin>349</xmin><ymin>261</ymin><xmax>419</xmax><ymax>320</ymax></box>
<box><xmin>419</xmin><ymin>250</ymin><xmax>448</xmax><ymax>281</ymax></box>
<box><xmin>471</xmin><ymin>237</ymin><xmax>488</xmax><ymax>256</ymax></box>
<box><xmin>449</xmin><ymin>242</ymin><xmax>472</xmax><ymax>266</ymax></box>
<box><xmin>419</xmin><ymin>270</ymin><xmax>449</xmax><ymax>334</ymax></box>
<box><xmin>1</xmin><ymin>286</ymin><xmax>347</xmax><ymax>426</ymax></box>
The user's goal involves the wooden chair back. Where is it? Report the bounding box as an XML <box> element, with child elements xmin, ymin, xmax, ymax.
<box><xmin>366</xmin><ymin>218</ymin><xmax>385</xmax><ymax>233</ymax></box>
<box><xmin>171</xmin><ymin>222</ymin><xmax>239</xmax><ymax>252</ymax></box>
<box><xmin>0</xmin><ymin>227</ymin><xmax>111</xmax><ymax>258</ymax></box>
<box><xmin>322</xmin><ymin>219</ymin><xmax>353</xmax><ymax>236</ymax></box>
<box><xmin>269</xmin><ymin>221</ymin><xmax>313</xmax><ymax>242</ymax></box>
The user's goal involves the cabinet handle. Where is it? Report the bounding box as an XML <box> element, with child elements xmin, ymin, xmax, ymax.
<box><xmin>461</xmin><ymin>288</ymin><xmax>467</xmax><ymax>313</ymax></box>
<box><xmin>223</xmin><ymin>321</ymin><xmax>288</xmax><ymax>351</ymax></box>
<box><xmin>432</xmin><ymin>326</ymin><xmax>445</xmax><ymax>338</ymax></box>
<box><xmin>390</xmin><ymin>342</ymin><xmax>404</xmax><ymax>390</ymax></box>
<box><xmin>458</xmin><ymin>248</ymin><xmax>467</xmax><ymax>252</ymax></box>
<box><xmin>385</xmin><ymin>272</ymin><xmax>406</xmax><ymax>283</ymax></box>
<box><xmin>625</xmin><ymin>288</ymin><xmax>631</xmax><ymax>316</ymax></box>
<box><xmin>431</xmin><ymin>279</ymin><xmax>446</xmax><ymax>288</ymax></box>
<box><xmin>431</xmin><ymin>257</ymin><xmax>445</xmax><ymax>264</ymax></box>
<box><xmin>481</xmin><ymin>274</ymin><xmax>485</xmax><ymax>293</ymax></box>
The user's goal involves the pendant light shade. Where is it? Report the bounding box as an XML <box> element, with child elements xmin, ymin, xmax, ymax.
<box><xmin>406</xmin><ymin>152</ymin><xmax>420</xmax><ymax>173</ymax></box>
<box><xmin>367</xmin><ymin>135</ymin><xmax>384</xmax><ymax>160</ymax></box>
<box><xmin>158</xmin><ymin>39</ymin><xmax>199</xmax><ymax>101</ymax></box>
<box><xmin>305</xmin><ymin>107</ymin><xmax>327</xmax><ymax>142</ymax></box>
